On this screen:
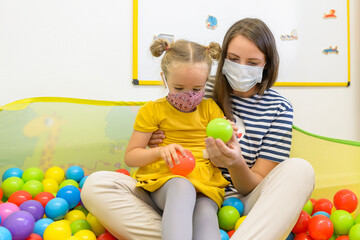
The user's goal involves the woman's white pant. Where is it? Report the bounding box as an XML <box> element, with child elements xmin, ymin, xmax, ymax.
<box><xmin>81</xmin><ymin>158</ymin><xmax>315</xmax><ymax>240</ymax></box>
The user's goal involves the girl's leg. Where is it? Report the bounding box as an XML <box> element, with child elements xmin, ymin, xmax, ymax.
<box><xmin>150</xmin><ymin>177</ymin><xmax>197</xmax><ymax>240</ymax></box>
<box><xmin>230</xmin><ymin>158</ymin><xmax>315</xmax><ymax>240</ymax></box>
<box><xmin>193</xmin><ymin>196</ymin><xmax>221</xmax><ymax>240</ymax></box>
<box><xmin>81</xmin><ymin>171</ymin><xmax>162</xmax><ymax>240</ymax></box>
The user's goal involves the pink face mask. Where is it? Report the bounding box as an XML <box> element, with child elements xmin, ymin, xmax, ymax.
<box><xmin>166</xmin><ymin>91</ymin><xmax>205</xmax><ymax>112</ymax></box>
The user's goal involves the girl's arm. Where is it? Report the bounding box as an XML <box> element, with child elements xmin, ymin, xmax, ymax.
<box><xmin>125</xmin><ymin>130</ymin><xmax>185</xmax><ymax>168</ymax></box>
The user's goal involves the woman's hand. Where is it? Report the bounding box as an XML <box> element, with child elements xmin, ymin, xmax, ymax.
<box><xmin>158</xmin><ymin>144</ymin><xmax>185</xmax><ymax>168</ymax></box>
<box><xmin>205</xmin><ymin>134</ymin><xmax>244</xmax><ymax>168</ymax></box>
<box><xmin>148</xmin><ymin>130</ymin><xmax>165</xmax><ymax>148</ymax></box>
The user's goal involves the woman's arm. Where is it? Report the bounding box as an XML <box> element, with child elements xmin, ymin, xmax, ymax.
<box><xmin>205</xmin><ymin>135</ymin><xmax>278</xmax><ymax>195</ymax></box>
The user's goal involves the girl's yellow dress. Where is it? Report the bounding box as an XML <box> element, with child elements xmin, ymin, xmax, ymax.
<box><xmin>133</xmin><ymin>97</ymin><xmax>230</xmax><ymax>208</ymax></box>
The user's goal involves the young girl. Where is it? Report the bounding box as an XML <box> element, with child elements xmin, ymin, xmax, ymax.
<box><xmin>124</xmin><ymin>39</ymin><xmax>230</xmax><ymax>240</ymax></box>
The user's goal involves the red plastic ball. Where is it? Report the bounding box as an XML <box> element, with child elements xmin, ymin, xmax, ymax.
<box><xmin>294</xmin><ymin>232</ymin><xmax>313</xmax><ymax>240</ymax></box>
<box><xmin>227</xmin><ymin>230</ymin><xmax>235</xmax><ymax>238</ymax></box>
<box><xmin>310</xmin><ymin>198</ymin><xmax>316</xmax><ymax>204</ymax></box>
<box><xmin>26</xmin><ymin>233</ymin><xmax>43</xmax><ymax>240</ymax></box>
<box><xmin>313</xmin><ymin>198</ymin><xmax>333</xmax><ymax>215</ymax></box>
<box><xmin>33</xmin><ymin>192</ymin><xmax>55</xmax><ymax>208</ymax></box>
<box><xmin>292</xmin><ymin>210</ymin><xmax>311</xmax><ymax>234</ymax></box>
<box><xmin>308</xmin><ymin>215</ymin><xmax>334</xmax><ymax>240</ymax></box>
<box><xmin>336</xmin><ymin>236</ymin><xmax>349</xmax><ymax>240</ymax></box>
<box><xmin>8</xmin><ymin>190</ymin><xmax>33</xmax><ymax>206</ymax></box>
<box><xmin>170</xmin><ymin>149</ymin><xmax>195</xmax><ymax>176</ymax></box>
<box><xmin>115</xmin><ymin>169</ymin><xmax>130</xmax><ymax>176</ymax></box>
<box><xmin>333</xmin><ymin>189</ymin><xmax>358</xmax><ymax>213</ymax></box>
<box><xmin>0</xmin><ymin>187</ymin><xmax>3</xmax><ymax>200</ymax></box>
<box><xmin>97</xmin><ymin>232</ymin><xmax>117</xmax><ymax>240</ymax></box>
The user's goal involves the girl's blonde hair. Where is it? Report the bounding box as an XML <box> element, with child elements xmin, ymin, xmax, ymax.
<box><xmin>150</xmin><ymin>39</ymin><xmax>221</xmax><ymax>78</ymax></box>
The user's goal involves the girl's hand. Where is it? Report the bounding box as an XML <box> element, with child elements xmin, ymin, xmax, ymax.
<box><xmin>205</xmin><ymin>134</ymin><xmax>244</xmax><ymax>168</ymax></box>
<box><xmin>148</xmin><ymin>130</ymin><xmax>165</xmax><ymax>148</ymax></box>
<box><xmin>158</xmin><ymin>144</ymin><xmax>185</xmax><ymax>168</ymax></box>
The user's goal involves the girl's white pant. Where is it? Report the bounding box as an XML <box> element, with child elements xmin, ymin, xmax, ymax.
<box><xmin>81</xmin><ymin>158</ymin><xmax>315</xmax><ymax>240</ymax></box>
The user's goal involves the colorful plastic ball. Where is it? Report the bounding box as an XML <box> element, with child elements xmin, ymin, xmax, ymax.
<box><xmin>336</xmin><ymin>236</ymin><xmax>349</xmax><ymax>240</ymax></box>
<box><xmin>313</xmin><ymin>198</ymin><xmax>333</xmax><ymax>215</ymax></box>
<box><xmin>65</xmin><ymin>210</ymin><xmax>86</xmax><ymax>223</ymax></box>
<box><xmin>330</xmin><ymin>209</ymin><xmax>355</xmax><ymax>235</ymax></box>
<box><xmin>26</xmin><ymin>233</ymin><xmax>43</xmax><ymax>240</ymax></box>
<box><xmin>292</xmin><ymin>210</ymin><xmax>311</xmax><ymax>234</ymax></box>
<box><xmin>115</xmin><ymin>169</ymin><xmax>130</xmax><ymax>176</ymax></box>
<box><xmin>22</xmin><ymin>180</ymin><xmax>44</xmax><ymax>197</ymax></box>
<box><xmin>79</xmin><ymin>176</ymin><xmax>88</xmax><ymax>189</ymax></box>
<box><xmin>86</xmin><ymin>212</ymin><xmax>105</xmax><ymax>237</ymax></box>
<box><xmin>169</xmin><ymin>149</ymin><xmax>196</xmax><ymax>176</ymax></box>
<box><xmin>34</xmin><ymin>218</ymin><xmax>54</xmax><ymax>237</ymax></box>
<box><xmin>206</xmin><ymin>118</ymin><xmax>233</xmax><ymax>143</ymax></box>
<box><xmin>97</xmin><ymin>232</ymin><xmax>117</xmax><ymax>240</ymax></box>
<box><xmin>42</xmin><ymin>178</ymin><xmax>59</xmax><ymax>193</ymax></box>
<box><xmin>356</xmin><ymin>214</ymin><xmax>360</xmax><ymax>225</ymax></box>
<box><xmin>8</xmin><ymin>190</ymin><xmax>33</xmax><ymax>206</ymax></box>
<box><xmin>22</xmin><ymin>168</ymin><xmax>44</xmax><ymax>183</ymax></box>
<box><xmin>303</xmin><ymin>200</ymin><xmax>314</xmax><ymax>216</ymax></box>
<box><xmin>308</xmin><ymin>214</ymin><xmax>334</xmax><ymax>240</ymax></box>
<box><xmin>328</xmin><ymin>235</ymin><xmax>337</xmax><ymax>240</ymax></box>
<box><xmin>59</xmin><ymin>179</ymin><xmax>79</xmax><ymax>189</ymax></box>
<box><xmin>217</xmin><ymin>206</ymin><xmax>240</xmax><ymax>231</ymax></box>
<box><xmin>227</xmin><ymin>230</ymin><xmax>235</xmax><ymax>238</ymax></box>
<box><xmin>234</xmin><ymin>216</ymin><xmax>246</xmax><ymax>230</ymax></box>
<box><xmin>2</xmin><ymin>167</ymin><xmax>23</xmax><ymax>181</ymax></box>
<box><xmin>45</xmin><ymin>167</ymin><xmax>65</xmax><ymax>184</ymax></box>
<box><xmin>223</xmin><ymin>197</ymin><xmax>244</xmax><ymax>216</ymax></box>
<box><xmin>286</xmin><ymin>232</ymin><xmax>295</xmax><ymax>240</ymax></box>
<box><xmin>70</xmin><ymin>219</ymin><xmax>92</xmax><ymax>235</ymax></box>
<box><xmin>3</xmin><ymin>210</ymin><xmax>35</xmax><ymax>240</ymax></box>
<box><xmin>0</xmin><ymin>188</ymin><xmax>2</xmax><ymax>200</ymax></box>
<box><xmin>333</xmin><ymin>189</ymin><xmax>358</xmax><ymax>213</ymax></box>
<box><xmin>1</xmin><ymin>176</ymin><xmax>24</xmax><ymax>198</ymax></box>
<box><xmin>312</xmin><ymin>211</ymin><xmax>331</xmax><ymax>218</ymax></box>
<box><xmin>56</xmin><ymin>185</ymin><xmax>81</xmax><ymax>209</ymax></box>
<box><xmin>65</xmin><ymin>166</ymin><xmax>85</xmax><ymax>183</ymax></box>
<box><xmin>43</xmin><ymin>221</ymin><xmax>72</xmax><ymax>240</ymax></box>
<box><xmin>74</xmin><ymin>229</ymin><xmax>96</xmax><ymax>240</ymax></box>
<box><xmin>220</xmin><ymin>229</ymin><xmax>230</xmax><ymax>240</ymax></box>
<box><xmin>34</xmin><ymin>192</ymin><xmax>55</xmax><ymax>208</ymax></box>
<box><xmin>0</xmin><ymin>226</ymin><xmax>12</xmax><ymax>240</ymax></box>
<box><xmin>74</xmin><ymin>206</ymin><xmax>89</xmax><ymax>217</ymax></box>
<box><xmin>44</xmin><ymin>197</ymin><xmax>69</xmax><ymax>220</ymax></box>
<box><xmin>349</xmin><ymin>224</ymin><xmax>360</xmax><ymax>240</ymax></box>
<box><xmin>20</xmin><ymin>200</ymin><xmax>45</xmax><ymax>221</ymax></box>
<box><xmin>293</xmin><ymin>232</ymin><xmax>313</xmax><ymax>240</ymax></box>
<box><xmin>0</xmin><ymin>202</ymin><xmax>20</xmax><ymax>225</ymax></box>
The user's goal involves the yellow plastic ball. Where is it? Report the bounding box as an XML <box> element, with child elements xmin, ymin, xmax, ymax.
<box><xmin>42</xmin><ymin>178</ymin><xmax>59</xmax><ymax>193</ymax></box>
<box><xmin>45</xmin><ymin>167</ymin><xmax>65</xmax><ymax>184</ymax></box>
<box><xmin>43</xmin><ymin>221</ymin><xmax>72</xmax><ymax>240</ymax></box>
<box><xmin>86</xmin><ymin>213</ymin><xmax>105</xmax><ymax>236</ymax></box>
<box><xmin>66</xmin><ymin>237</ymin><xmax>82</xmax><ymax>240</ymax></box>
<box><xmin>74</xmin><ymin>230</ymin><xmax>97</xmax><ymax>240</ymax></box>
<box><xmin>65</xmin><ymin>210</ymin><xmax>86</xmax><ymax>223</ymax></box>
<box><xmin>235</xmin><ymin>216</ymin><xmax>247</xmax><ymax>230</ymax></box>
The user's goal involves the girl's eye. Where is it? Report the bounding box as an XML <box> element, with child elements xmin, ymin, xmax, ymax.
<box><xmin>174</xmin><ymin>87</ymin><xmax>183</xmax><ymax>91</ymax></box>
<box><xmin>193</xmin><ymin>89</ymin><xmax>201</xmax><ymax>92</ymax></box>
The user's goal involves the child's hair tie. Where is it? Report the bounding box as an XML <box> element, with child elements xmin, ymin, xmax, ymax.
<box><xmin>165</xmin><ymin>45</ymin><xmax>171</xmax><ymax>51</ymax></box>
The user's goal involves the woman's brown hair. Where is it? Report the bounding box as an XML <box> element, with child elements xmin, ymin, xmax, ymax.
<box><xmin>213</xmin><ymin>18</ymin><xmax>279</xmax><ymax>120</ymax></box>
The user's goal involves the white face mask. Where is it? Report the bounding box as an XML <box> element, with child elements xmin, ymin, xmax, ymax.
<box><xmin>222</xmin><ymin>59</ymin><xmax>265</xmax><ymax>92</ymax></box>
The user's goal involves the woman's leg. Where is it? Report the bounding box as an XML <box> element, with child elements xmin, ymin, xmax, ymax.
<box><xmin>150</xmin><ymin>177</ymin><xmax>197</xmax><ymax>240</ymax></box>
<box><xmin>230</xmin><ymin>158</ymin><xmax>315</xmax><ymax>240</ymax></box>
<box><xmin>193</xmin><ymin>196</ymin><xmax>221</xmax><ymax>240</ymax></box>
<box><xmin>81</xmin><ymin>171</ymin><xmax>162</xmax><ymax>240</ymax></box>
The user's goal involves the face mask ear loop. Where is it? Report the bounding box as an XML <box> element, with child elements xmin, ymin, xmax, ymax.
<box><xmin>161</xmin><ymin>73</ymin><xmax>169</xmax><ymax>89</ymax></box>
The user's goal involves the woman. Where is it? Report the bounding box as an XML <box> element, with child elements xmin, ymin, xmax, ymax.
<box><xmin>81</xmin><ymin>18</ymin><xmax>315</xmax><ymax>240</ymax></box>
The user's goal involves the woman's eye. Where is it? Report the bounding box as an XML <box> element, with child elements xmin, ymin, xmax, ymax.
<box><xmin>229</xmin><ymin>58</ymin><xmax>239</xmax><ymax>62</ymax></box>
<box><xmin>248</xmin><ymin>62</ymin><xmax>259</xmax><ymax>66</ymax></box>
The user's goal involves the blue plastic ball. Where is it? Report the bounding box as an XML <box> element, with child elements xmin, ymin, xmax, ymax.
<box><xmin>33</xmin><ymin>218</ymin><xmax>54</xmax><ymax>237</ymax></box>
<box><xmin>65</xmin><ymin>166</ymin><xmax>84</xmax><ymax>183</ymax></box>
<box><xmin>44</xmin><ymin>197</ymin><xmax>69</xmax><ymax>220</ymax></box>
<box><xmin>223</xmin><ymin>197</ymin><xmax>244</xmax><ymax>216</ymax></box>
<box><xmin>286</xmin><ymin>232</ymin><xmax>295</xmax><ymax>240</ymax></box>
<box><xmin>0</xmin><ymin>226</ymin><xmax>12</xmax><ymax>240</ymax></box>
<box><xmin>56</xmin><ymin>185</ymin><xmax>81</xmax><ymax>209</ymax></box>
<box><xmin>220</xmin><ymin>229</ymin><xmax>230</xmax><ymax>240</ymax></box>
<box><xmin>312</xmin><ymin>211</ymin><xmax>331</xmax><ymax>218</ymax></box>
<box><xmin>79</xmin><ymin>176</ymin><xmax>88</xmax><ymax>189</ymax></box>
<box><xmin>2</xmin><ymin>167</ymin><xmax>23</xmax><ymax>181</ymax></box>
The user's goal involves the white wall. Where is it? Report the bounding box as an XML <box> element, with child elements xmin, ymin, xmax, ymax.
<box><xmin>0</xmin><ymin>0</ymin><xmax>359</xmax><ymax>141</ymax></box>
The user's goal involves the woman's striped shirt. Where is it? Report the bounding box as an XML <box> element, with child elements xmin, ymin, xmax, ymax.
<box><xmin>205</xmin><ymin>81</ymin><xmax>294</xmax><ymax>193</ymax></box>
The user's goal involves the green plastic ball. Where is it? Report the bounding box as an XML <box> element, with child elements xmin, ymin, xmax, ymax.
<box><xmin>349</xmin><ymin>224</ymin><xmax>360</xmax><ymax>240</ymax></box>
<box><xmin>206</xmin><ymin>118</ymin><xmax>233</xmax><ymax>143</ymax></box>
<box><xmin>355</xmin><ymin>214</ymin><xmax>360</xmax><ymax>225</ymax></box>
<box><xmin>59</xmin><ymin>179</ymin><xmax>79</xmax><ymax>189</ymax></box>
<box><xmin>74</xmin><ymin>206</ymin><xmax>89</xmax><ymax>217</ymax></box>
<box><xmin>70</xmin><ymin>219</ymin><xmax>92</xmax><ymax>235</ymax></box>
<box><xmin>21</xmin><ymin>180</ymin><xmax>44</xmax><ymax>197</ymax></box>
<box><xmin>303</xmin><ymin>200</ymin><xmax>313</xmax><ymax>215</ymax></box>
<box><xmin>1</xmin><ymin>177</ymin><xmax>24</xmax><ymax>198</ymax></box>
<box><xmin>217</xmin><ymin>206</ymin><xmax>240</xmax><ymax>231</ymax></box>
<box><xmin>330</xmin><ymin>209</ymin><xmax>355</xmax><ymax>235</ymax></box>
<box><xmin>22</xmin><ymin>167</ymin><xmax>44</xmax><ymax>182</ymax></box>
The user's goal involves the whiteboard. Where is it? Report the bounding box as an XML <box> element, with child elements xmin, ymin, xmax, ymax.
<box><xmin>133</xmin><ymin>0</ymin><xmax>350</xmax><ymax>86</ymax></box>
